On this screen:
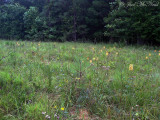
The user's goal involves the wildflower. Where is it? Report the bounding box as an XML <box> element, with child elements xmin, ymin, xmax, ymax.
<box><xmin>103</xmin><ymin>46</ymin><xmax>105</xmax><ymax>49</ymax></box>
<box><xmin>102</xmin><ymin>66</ymin><xmax>110</xmax><ymax>70</ymax></box>
<box><xmin>96</xmin><ymin>57</ymin><xmax>98</xmax><ymax>61</ymax></box>
<box><xmin>93</xmin><ymin>58</ymin><xmax>96</xmax><ymax>61</ymax></box>
<box><xmin>72</xmin><ymin>47</ymin><xmax>75</xmax><ymax>50</ymax></box>
<box><xmin>149</xmin><ymin>53</ymin><xmax>151</xmax><ymax>56</ymax></box>
<box><xmin>116</xmin><ymin>52</ymin><xmax>118</xmax><ymax>55</ymax></box>
<box><xmin>106</xmin><ymin>52</ymin><xmax>109</xmax><ymax>56</ymax></box>
<box><xmin>92</xmin><ymin>48</ymin><xmax>95</xmax><ymax>50</ymax></box>
<box><xmin>16</xmin><ymin>42</ymin><xmax>20</xmax><ymax>46</ymax></box>
<box><xmin>45</xmin><ymin>115</ymin><xmax>51</xmax><ymax>119</ymax></box>
<box><xmin>54</xmin><ymin>114</ymin><xmax>57</xmax><ymax>117</ymax></box>
<box><xmin>42</xmin><ymin>112</ymin><xmax>46</xmax><ymax>115</ymax></box>
<box><xmin>90</xmin><ymin>60</ymin><xmax>92</xmax><ymax>63</ymax></box>
<box><xmin>76</xmin><ymin>77</ymin><xmax>80</xmax><ymax>80</ymax></box>
<box><xmin>133</xmin><ymin>76</ymin><xmax>136</xmax><ymax>78</ymax></box>
<box><xmin>61</xmin><ymin>107</ymin><xmax>65</xmax><ymax>111</ymax></box>
<box><xmin>100</xmin><ymin>50</ymin><xmax>103</xmax><ymax>52</ymax></box>
<box><xmin>129</xmin><ymin>64</ymin><xmax>133</xmax><ymax>71</ymax></box>
<box><xmin>65</xmin><ymin>80</ymin><xmax>68</xmax><ymax>83</ymax></box>
<box><xmin>87</xmin><ymin>57</ymin><xmax>89</xmax><ymax>60</ymax></box>
<box><xmin>146</xmin><ymin>56</ymin><xmax>148</xmax><ymax>59</ymax></box>
<box><xmin>159</xmin><ymin>53</ymin><xmax>160</xmax><ymax>56</ymax></box>
<box><xmin>135</xmin><ymin>113</ymin><xmax>139</xmax><ymax>116</ymax></box>
<box><xmin>54</xmin><ymin>106</ymin><xmax>57</xmax><ymax>109</ymax></box>
<box><xmin>90</xmin><ymin>63</ymin><xmax>94</xmax><ymax>66</ymax></box>
<box><xmin>154</xmin><ymin>50</ymin><xmax>156</xmax><ymax>52</ymax></box>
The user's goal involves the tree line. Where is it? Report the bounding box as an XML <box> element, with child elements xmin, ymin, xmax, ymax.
<box><xmin>0</xmin><ymin>0</ymin><xmax>159</xmax><ymax>44</ymax></box>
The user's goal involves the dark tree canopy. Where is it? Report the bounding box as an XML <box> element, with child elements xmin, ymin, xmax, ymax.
<box><xmin>0</xmin><ymin>0</ymin><xmax>159</xmax><ymax>44</ymax></box>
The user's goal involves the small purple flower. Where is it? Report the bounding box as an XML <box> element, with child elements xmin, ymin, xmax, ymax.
<box><xmin>133</xmin><ymin>76</ymin><xmax>136</xmax><ymax>78</ymax></box>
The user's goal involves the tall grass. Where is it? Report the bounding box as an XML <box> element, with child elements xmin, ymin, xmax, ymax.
<box><xmin>0</xmin><ymin>40</ymin><xmax>160</xmax><ymax>120</ymax></box>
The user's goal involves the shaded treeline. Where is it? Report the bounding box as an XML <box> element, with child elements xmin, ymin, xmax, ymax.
<box><xmin>0</xmin><ymin>0</ymin><xmax>160</xmax><ymax>44</ymax></box>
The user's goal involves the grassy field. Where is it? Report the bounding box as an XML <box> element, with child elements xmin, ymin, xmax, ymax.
<box><xmin>0</xmin><ymin>40</ymin><xmax>160</xmax><ymax>120</ymax></box>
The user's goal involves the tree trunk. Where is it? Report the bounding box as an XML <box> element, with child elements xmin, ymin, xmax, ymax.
<box><xmin>72</xmin><ymin>0</ymin><xmax>77</xmax><ymax>42</ymax></box>
<box><xmin>109</xmin><ymin>37</ymin><xmax>114</xmax><ymax>43</ymax></box>
<box><xmin>73</xmin><ymin>11</ymin><xmax>77</xmax><ymax>41</ymax></box>
<box><xmin>137</xmin><ymin>34</ymin><xmax>144</xmax><ymax>45</ymax></box>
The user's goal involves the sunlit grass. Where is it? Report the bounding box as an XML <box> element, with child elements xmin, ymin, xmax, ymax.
<box><xmin>0</xmin><ymin>40</ymin><xmax>160</xmax><ymax>120</ymax></box>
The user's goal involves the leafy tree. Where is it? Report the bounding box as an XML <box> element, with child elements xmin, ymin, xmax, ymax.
<box><xmin>23</xmin><ymin>7</ymin><xmax>46</xmax><ymax>40</ymax></box>
<box><xmin>0</xmin><ymin>0</ymin><xmax>159</xmax><ymax>44</ymax></box>
<box><xmin>86</xmin><ymin>0</ymin><xmax>110</xmax><ymax>42</ymax></box>
<box><xmin>104</xmin><ymin>0</ymin><xmax>160</xmax><ymax>44</ymax></box>
<box><xmin>0</xmin><ymin>4</ymin><xmax>26</xmax><ymax>39</ymax></box>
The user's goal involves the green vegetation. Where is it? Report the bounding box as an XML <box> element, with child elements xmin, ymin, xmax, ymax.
<box><xmin>0</xmin><ymin>0</ymin><xmax>160</xmax><ymax>119</ymax></box>
<box><xmin>0</xmin><ymin>0</ymin><xmax>160</xmax><ymax>44</ymax></box>
<box><xmin>0</xmin><ymin>40</ymin><xmax>160</xmax><ymax>119</ymax></box>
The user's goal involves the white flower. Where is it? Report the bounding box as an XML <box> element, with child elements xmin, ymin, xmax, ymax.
<box><xmin>45</xmin><ymin>115</ymin><xmax>51</xmax><ymax>119</ymax></box>
<box><xmin>54</xmin><ymin>114</ymin><xmax>57</xmax><ymax>117</ymax></box>
<box><xmin>42</xmin><ymin>112</ymin><xmax>46</xmax><ymax>115</ymax></box>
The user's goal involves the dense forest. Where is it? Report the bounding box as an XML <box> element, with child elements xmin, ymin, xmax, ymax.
<box><xmin>0</xmin><ymin>0</ymin><xmax>160</xmax><ymax>44</ymax></box>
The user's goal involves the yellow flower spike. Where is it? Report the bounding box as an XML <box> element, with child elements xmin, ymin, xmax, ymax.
<box><xmin>90</xmin><ymin>60</ymin><xmax>92</xmax><ymax>63</ymax></box>
<box><xmin>146</xmin><ymin>56</ymin><xmax>148</xmax><ymax>59</ymax></box>
<box><xmin>72</xmin><ymin>47</ymin><xmax>75</xmax><ymax>50</ymax></box>
<box><xmin>159</xmin><ymin>53</ymin><xmax>160</xmax><ymax>56</ymax></box>
<box><xmin>116</xmin><ymin>52</ymin><xmax>118</xmax><ymax>55</ymax></box>
<box><xmin>76</xmin><ymin>77</ymin><xmax>80</xmax><ymax>80</ymax></box>
<box><xmin>93</xmin><ymin>58</ymin><xmax>96</xmax><ymax>61</ymax></box>
<box><xmin>149</xmin><ymin>53</ymin><xmax>151</xmax><ymax>56</ymax></box>
<box><xmin>61</xmin><ymin>108</ymin><xmax>65</xmax><ymax>111</ymax></box>
<box><xmin>100</xmin><ymin>50</ymin><xmax>103</xmax><ymax>52</ymax></box>
<box><xmin>66</xmin><ymin>80</ymin><xmax>68</xmax><ymax>83</ymax></box>
<box><xmin>16</xmin><ymin>42</ymin><xmax>20</xmax><ymax>46</ymax></box>
<box><xmin>92</xmin><ymin>48</ymin><xmax>95</xmax><ymax>50</ymax></box>
<box><xmin>54</xmin><ymin>106</ymin><xmax>57</xmax><ymax>109</ymax></box>
<box><xmin>103</xmin><ymin>46</ymin><xmax>105</xmax><ymax>49</ymax></box>
<box><xmin>106</xmin><ymin>52</ymin><xmax>109</xmax><ymax>56</ymax></box>
<box><xmin>129</xmin><ymin>64</ymin><xmax>133</xmax><ymax>71</ymax></box>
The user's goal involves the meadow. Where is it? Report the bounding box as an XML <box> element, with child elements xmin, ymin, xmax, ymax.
<box><xmin>0</xmin><ymin>40</ymin><xmax>160</xmax><ymax>120</ymax></box>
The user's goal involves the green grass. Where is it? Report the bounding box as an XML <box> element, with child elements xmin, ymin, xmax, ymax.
<box><xmin>0</xmin><ymin>40</ymin><xmax>160</xmax><ymax>120</ymax></box>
